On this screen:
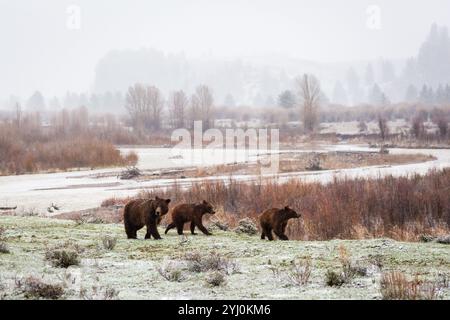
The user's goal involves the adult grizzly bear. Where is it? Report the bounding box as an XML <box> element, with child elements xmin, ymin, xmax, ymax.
<box><xmin>123</xmin><ymin>196</ymin><xmax>171</xmax><ymax>239</ymax></box>
<box><xmin>259</xmin><ymin>206</ymin><xmax>300</xmax><ymax>241</ymax></box>
<box><xmin>165</xmin><ymin>200</ymin><xmax>216</xmax><ymax>235</ymax></box>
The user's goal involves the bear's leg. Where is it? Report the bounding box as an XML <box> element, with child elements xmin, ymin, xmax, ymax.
<box><xmin>176</xmin><ymin>222</ymin><xmax>184</xmax><ymax>235</ymax></box>
<box><xmin>274</xmin><ymin>227</ymin><xmax>289</xmax><ymax>241</ymax></box>
<box><xmin>165</xmin><ymin>222</ymin><xmax>176</xmax><ymax>234</ymax></box>
<box><xmin>195</xmin><ymin>218</ymin><xmax>212</xmax><ymax>235</ymax></box>
<box><xmin>125</xmin><ymin>222</ymin><xmax>137</xmax><ymax>239</ymax></box>
<box><xmin>262</xmin><ymin>226</ymin><xmax>274</xmax><ymax>241</ymax></box>
<box><xmin>190</xmin><ymin>221</ymin><xmax>198</xmax><ymax>235</ymax></box>
<box><xmin>281</xmin><ymin>222</ymin><xmax>287</xmax><ymax>234</ymax></box>
<box><xmin>127</xmin><ymin>229</ymin><xmax>137</xmax><ymax>239</ymax></box>
<box><xmin>145</xmin><ymin>228</ymin><xmax>152</xmax><ymax>239</ymax></box>
<box><xmin>261</xmin><ymin>230</ymin><xmax>266</xmax><ymax>240</ymax></box>
<box><xmin>148</xmin><ymin>223</ymin><xmax>162</xmax><ymax>240</ymax></box>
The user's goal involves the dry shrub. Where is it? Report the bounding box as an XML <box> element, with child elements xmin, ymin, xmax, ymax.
<box><xmin>380</xmin><ymin>272</ymin><xmax>442</xmax><ymax>300</ymax></box>
<box><xmin>132</xmin><ymin>168</ymin><xmax>450</xmax><ymax>241</ymax></box>
<box><xmin>18</xmin><ymin>276</ymin><xmax>65</xmax><ymax>300</ymax></box>
<box><xmin>185</xmin><ymin>251</ymin><xmax>238</xmax><ymax>275</ymax></box>
<box><xmin>157</xmin><ymin>262</ymin><xmax>187</xmax><ymax>282</ymax></box>
<box><xmin>45</xmin><ymin>249</ymin><xmax>80</xmax><ymax>268</ymax></box>
<box><xmin>0</xmin><ymin>114</ymin><xmax>138</xmax><ymax>175</ymax></box>
<box><xmin>287</xmin><ymin>257</ymin><xmax>312</xmax><ymax>286</ymax></box>
<box><xmin>80</xmin><ymin>286</ymin><xmax>120</xmax><ymax>300</ymax></box>
<box><xmin>204</xmin><ymin>271</ymin><xmax>227</xmax><ymax>287</ymax></box>
<box><xmin>0</xmin><ymin>243</ymin><xmax>9</xmax><ymax>254</ymax></box>
<box><xmin>102</xmin><ymin>235</ymin><xmax>117</xmax><ymax>250</ymax></box>
<box><xmin>325</xmin><ymin>270</ymin><xmax>346</xmax><ymax>287</ymax></box>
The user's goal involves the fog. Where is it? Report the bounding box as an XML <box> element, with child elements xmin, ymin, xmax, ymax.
<box><xmin>1</xmin><ymin>0</ymin><xmax>450</xmax><ymax>105</ymax></box>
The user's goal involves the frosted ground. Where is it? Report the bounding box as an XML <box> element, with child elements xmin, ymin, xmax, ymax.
<box><xmin>1</xmin><ymin>144</ymin><xmax>450</xmax><ymax>215</ymax></box>
<box><xmin>0</xmin><ymin>216</ymin><xmax>449</xmax><ymax>300</ymax></box>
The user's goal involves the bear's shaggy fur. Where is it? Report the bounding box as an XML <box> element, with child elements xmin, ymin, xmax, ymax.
<box><xmin>165</xmin><ymin>200</ymin><xmax>216</xmax><ymax>235</ymax></box>
<box><xmin>123</xmin><ymin>196</ymin><xmax>171</xmax><ymax>239</ymax></box>
<box><xmin>259</xmin><ymin>206</ymin><xmax>300</xmax><ymax>241</ymax></box>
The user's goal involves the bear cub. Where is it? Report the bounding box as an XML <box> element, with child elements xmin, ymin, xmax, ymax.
<box><xmin>259</xmin><ymin>206</ymin><xmax>300</xmax><ymax>241</ymax></box>
<box><xmin>165</xmin><ymin>200</ymin><xmax>216</xmax><ymax>235</ymax></box>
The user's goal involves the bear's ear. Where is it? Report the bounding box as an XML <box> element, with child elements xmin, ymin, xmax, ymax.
<box><xmin>285</xmin><ymin>206</ymin><xmax>290</xmax><ymax>210</ymax></box>
<box><xmin>155</xmin><ymin>196</ymin><xmax>160</xmax><ymax>200</ymax></box>
<box><xmin>165</xmin><ymin>199</ymin><xmax>171</xmax><ymax>204</ymax></box>
<box><xmin>203</xmin><ymin>200</ymin><xmax>208</xmax><ymax>205</ymax></box>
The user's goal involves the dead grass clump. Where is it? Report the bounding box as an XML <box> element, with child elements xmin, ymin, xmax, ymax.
<box><xmin>234</xmin><ymin>218</ymin><xmax>258</xmax><ymax>235</ymax></box>
<box><xmin>287</xmin><ymin>257</ymin><xmax>312</xmax><ymax>286</ymax></box>
<box><xmin>18</xmin><ymin>276</ymin><xmax>65</xmax><ymax>300</ymax></box>
<box><xmin>101</xmin><ymin>235</ymin><xmax>117</xmax><ymax>250</ymax></box>
<box><xmin>0</xmin><ymin>243</ymin><xmax>9</xmax><ymax>254</ymax></box>
<box><xmin>157</xmin><ymin>262</ymin><xmax>187</xmax><ymax>282</ymax></box>
<box><xmin>80</xmin><ymin>286</ymin><xmax>120</xmax><ymax>300</ymax></box>
<box><xmin>185</xmin><ymin>251</ymin><xmax>239</xmax><ymax>275</ymax></box>
<box><xmin>380</xmin><ymin>272</ymin><xmax>442</xmax><ymax>300</ymax></box>
<box><xmin>45</xmin><ymin>249</ymin><xmax>80</xmax><ymax>268</ymax></box>
<box><xmin>325</xmin><ymin>270</ymin><xmax>346</xmax><ymax>287</ymax></box>
<box><xmin>204</xmin><ymin>271</ymin><xmax>227</xmax><ymax>287</ymax></box>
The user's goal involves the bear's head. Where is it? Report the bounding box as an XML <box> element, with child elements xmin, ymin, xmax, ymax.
<box><xmin>280</xmin><ymin>206</ymin><xmax>300</xmax><ymax>219</ymax></box>
<box><xmin>153</xmin><ymin>196</ymin><xmax>171</xmax><ymax>217</ymax></box>
<box><xmin>199</xmin><ymin>200</ymin><xmax>216</xmax><ymax>215</ymax></box>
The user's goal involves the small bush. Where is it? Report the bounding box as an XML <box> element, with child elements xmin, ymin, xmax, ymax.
<box><xmin>0</xmin><ymin>242</ymin><xmax>9</xmax><ymax>254</ymax></box>
<box><xmin>157</xmin><ymin>262</ymin><xmax>187</xmax><ymax>282</ymax></box>
<box><xmin>80</xmin><ymin>286</ymin><xmax>120</xmax><ymax>300</ymax></box>
<box><xmin>102</xmin><ymin>235</ymin><xmax>117</xmax><ymax>250</ymax></box>
<box><xmin>20</xmin><ymin>276</ymin><xmax>65</xmax><ymax>300</ymax></box>
<box><xmin>185</xmin><ymin>251</ymin><xmax>238</xmax><ymax>274</ymax></box>
<box><xmin>45</xmin><ymin>249</ymin><xmax>80</xmax><ymax>268</ymax></box>
<box><xmin>287</xmin><ymin>258</ymin><xmax>312</xmax><ymax>286</ymax></box>
<box><xmin>419</xmin><ymin>234</ymin><xmax>436</xmax><ymax>243</ymax></box>
<box><xmin>208</xmin><ymin>219</ymin><xmax>229</xmax><ymax>232</ymax></box>
<box><xmin>234</xmin><ymin>218</ymin><xmax>258</xmax><ymax>236</ymax></box>
<box><xmin>338</xmin><ymin>245</ymin><xmax>367</xmax><ymax>281</ymax></box>
<box><xmin>325</xmin><ymin>270</ymin><xmax>346</xmax><ymax>287</ymax></box>
<box><xmin>436</xmin><ymin>235</ymin><xmax>450</xmax><ymax>244</ymax></box>
<box><xmin>380</xmin><ymin>272</ymin><xmax>441</xmax><ymax>300</ymax></box>
<box><xmin>205</xmin><ymin>272</ymin><xmax>227</xmax><ymax>287</ymax></box>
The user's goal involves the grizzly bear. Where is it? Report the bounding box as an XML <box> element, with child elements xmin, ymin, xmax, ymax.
<box><xmin>259</xmin><ymin>206</ymin><xmax>300</xmax><ymax>241</ymax></box>
<box><xmin>123</xmin><ymin>196</ymin><xmax>171</xmax><ymax>239</ymax></box>
<box><xmin>165</xmin><ymin>200</ymin><xmax>216</xmax><ymax>235</ymax></box>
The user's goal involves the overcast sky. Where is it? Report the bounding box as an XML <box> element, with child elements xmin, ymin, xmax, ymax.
<box><xmin>1</xmin><ymin>0</ymin><xmax>450</xmax><ymax>98</ymax></box>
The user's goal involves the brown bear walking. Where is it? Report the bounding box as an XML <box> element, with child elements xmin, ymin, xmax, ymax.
<box><xmin>259</xmin><ymin>206</ymin><xmax>300</xmax><ymax>241</ymax></box>
<box><xmin>165</xmin><ymin>200</ymin><xmax>216</xmax><ymax>235</ymax></box>
<box><xmin>123</xmin><ymin>196</ymin><xmax>171</xmax><ymax>239</ymax></box>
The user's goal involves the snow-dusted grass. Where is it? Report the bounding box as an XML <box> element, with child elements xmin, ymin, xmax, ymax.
<box><xmin>0</xmin><ymin>216</ymin><xmax>449</xmax><ymax>300</ymax></box>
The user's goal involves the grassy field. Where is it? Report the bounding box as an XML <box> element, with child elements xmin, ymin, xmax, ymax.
<box><xmin>0</xmin><ymin>216</ymin><xmax>449</xmax><ymax>300</ymax></box>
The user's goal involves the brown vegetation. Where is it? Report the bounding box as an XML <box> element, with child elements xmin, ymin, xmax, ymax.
<box><xmin>122</xmin><ymin>168</ymin><xmax>450</xmax><ymax>241</ymax></box>
<box><xmin>0</xmin><ymin>109</ymin><xmax>138</xmax><ymax>175</ymax></box>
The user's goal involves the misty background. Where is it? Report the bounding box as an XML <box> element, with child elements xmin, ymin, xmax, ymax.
<box><xmin>2</xmin><ymin>0</ymin><xmax>450</xmax><ymax>111</ymax></box>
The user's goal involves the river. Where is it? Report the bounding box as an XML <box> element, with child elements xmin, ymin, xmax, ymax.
<box><xmin>0</xmin><ymin>144</ymin><xmax>449</xmax><ymax>215</ymax></box>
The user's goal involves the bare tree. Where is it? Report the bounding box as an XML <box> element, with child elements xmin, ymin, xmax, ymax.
<box><xmin>125</xmin><ymin>84</ymin><xmax>164</xmax><ymax>131</ymax></box>
<box><xmin>378</xmin><ymin>114</ymin><xmax>389</xmax><ymax>141</ymax></box>
<box><xmin>411</xmin><ymin>114</ymin><xmax>425</xmax><ymax>139</ymax></box>
<box><xmin>147</xmin><ymin>86</ymin><xmax>164</xmax><ymax>130</ymax></box>
<box><xmin>296</xmin><ymin>74</ymin><xmax>321</xmax><ymax>133</ymax></box>
<box><xmin>193</xmin><ymin>85</ymin><xmax>214</xmax><ymax>130</ymax></box>
<box><xmin>168</xmin><ymin>90</ymin><xmax>188</xmax><ymax>129</ymax></box>
<box><xmin>15</xmin><ymin>103</ymin><xmax>22</xmax><ymax>129</ymax></box>
<box><xmin>188</xmin><ymin>94</ymin><xmax>201</xmax><ymax>129</ymax></box>
<box><xmin>125</xmin><ymin>83</ymin><xmax>150</xmax><ymax>130</ymax></box>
